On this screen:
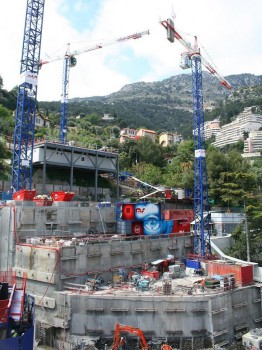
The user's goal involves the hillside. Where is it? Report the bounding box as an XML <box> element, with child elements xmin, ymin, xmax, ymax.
<box><xmin>39</xmin><ymin>73</ymin><xmax>262</xmax><ymax>139</ymax></box>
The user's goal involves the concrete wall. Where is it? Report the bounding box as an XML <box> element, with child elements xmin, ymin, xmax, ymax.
<box><xmin>0</xmin><ymin>202</ymin><xmax>192</xmax><ymax>299</ymax></box>
<box><xmin>211</xmin><ymin>235</ymin><xmax>233</xmax><ymax>253</ymax></box>
<box><xmin>55</xmin><ymin>285</ymin><xmax>262</xmax><ymax>348</ymax></box>
<box><xmin>1</xmin><ymin>203</ymin><xmax>262</xmax><ymax>349</ymax></box>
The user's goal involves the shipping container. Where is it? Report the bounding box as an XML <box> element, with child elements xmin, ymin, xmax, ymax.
<box><xmin>184</xmin><ymin>259</ymin><xmax>201</xmax><ymax>270</ymax></box>
<box><xmin>207</xmin><ymin>260</ymin><xmax>253</xmax><ymax>286</ymax></box>
<box><xmin>116</xmin><ymin>220</ymin><xmax>132</xmax><ymax>235</ymax></box>
<box><xmin>172</xmin><ymin>218</ymin><xmax>190</xmax><ymax>233</ymax></box>
<box><xmin>164</xmin><ymin>209</ymin><xmax>194</xmax><ymax>222</ymax></box>
<box><xmin>131</xmin><ymin>222</ymin><xmax>143</xmax><ymax>235</ymax></box>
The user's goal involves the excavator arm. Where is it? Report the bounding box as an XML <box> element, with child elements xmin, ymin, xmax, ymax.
<box><xmin>112</xmin><ymin>323</ymin><xmax>151</xmax><ymax>350</ymax></box>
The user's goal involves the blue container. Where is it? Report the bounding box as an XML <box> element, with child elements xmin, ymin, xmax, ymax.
<box><xmin>184</xmin><ymin>259</ymin><xmax>201</xmax><ymax>269</ymax></box>
<box><xmin>2</xmin><ymin>192</ymin><xmax>12</xmax><ymax>200</ymax></box>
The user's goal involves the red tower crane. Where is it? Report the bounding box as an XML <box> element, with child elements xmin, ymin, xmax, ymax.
<box><xmin>40</xmin><ymin>30</ymin><xmax>150</xmax><ymax>143</ymax></box>
<box><xmin>160</xmin><ymin>19</ymin><xmax>231</xmax><ymax>89</ymax></box>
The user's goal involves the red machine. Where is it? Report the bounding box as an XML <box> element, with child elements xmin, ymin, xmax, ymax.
<box><xmin>112</xmin><ymin>323</ymin><xmax>173</xmax><ymax>350</ymax></box>
<box><xmin>112</xmin><ymin>323</ymin><xmax>151</xmax><ymax>350</ymax></box>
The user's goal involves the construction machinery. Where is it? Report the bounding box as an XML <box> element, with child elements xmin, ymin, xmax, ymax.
<box><xmin>11</xmin><ymin>0</ymin><xmax>45</xmax><ymax>193</ymax></box>
<box><xmin>41</xmin><ymin>30</ymin><xmax>150</xmax><ymax>144</ymax></box>
<box><xmin>160</xmin><ymin>18</ymin><xmax>231</xmax><ymax>258</ymax></box>
<box><xmin>112</xmin><ymin>323</ymin><xmax>152</xmax><ymax>350</ymax></box>
<box><xmin>112</xmin><ymin>323</ymin><xmax>173</xmax><ymax>350</ymax></box>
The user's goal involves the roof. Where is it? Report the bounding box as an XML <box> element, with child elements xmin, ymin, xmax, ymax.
<box><xmin>151</xmin><ymin>259</ymin><xmax>165</xmax><ymax>265</ymax></box>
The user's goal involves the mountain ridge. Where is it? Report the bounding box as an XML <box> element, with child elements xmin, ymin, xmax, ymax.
<box><xmin>40</xmin><ymin>73</ymin><xmax>262</xmax><ymax>139</ymax></box>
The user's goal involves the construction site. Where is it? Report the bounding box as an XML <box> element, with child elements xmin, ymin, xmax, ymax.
<box><xmin>1</xmin><ymin>1</ymin><xmax>262</xmax><ymax>350</ymax></box>
<box><xmin>0</xmin><ymin>198</ymin><xmax>261</xmax><ymax>349</ymax></box>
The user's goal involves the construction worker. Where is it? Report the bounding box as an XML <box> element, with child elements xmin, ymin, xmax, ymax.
<box><xmin>119</xmin><ymin>337</ymin><xmax>126</xmax><ymax>350</ymax></box>
<box><xmin>201</xmin><ymin>279</ymin><xmax>205</xmax><ymax>293</ymax></box>
<box><xmin>163</xmin><ymin>259</ymin><xmax>169</xmax><ymax>272</ymax></box>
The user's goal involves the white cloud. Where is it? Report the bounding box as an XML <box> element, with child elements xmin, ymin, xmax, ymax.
<box><xmin>0</xmin><ymin>0</ymin><xmax>262</xmax><ymax>101</ymax></box>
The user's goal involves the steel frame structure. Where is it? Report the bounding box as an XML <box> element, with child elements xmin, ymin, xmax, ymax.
<box><xmin>60</xmin><ymin>55</ymin><xmax>71</xmax><ymax>143</ymax></box>
<box><xmin>11</xmin><ymin>0</ymin><xmax>45</xmax><ymax>192</ymax></box>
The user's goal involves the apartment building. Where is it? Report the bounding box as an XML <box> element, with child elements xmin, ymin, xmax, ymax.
<box><xmin>159</xmin><ymin>131</ymin><xmax>183</xmax><ymax>147</ymax></box>
<box><xmin>204</xmin><ymin>119</ymin><xmax>221</xmax><ymax>140</ymax></box>
<box><xmin>242</xmin><ymin>130</ymin><xmax>262</xmax><ymax>159</ymax></box>
<box><xmin>212</xmin><ymin>107</ymin><xmax>262</xmax><ymax>148</ymax></box>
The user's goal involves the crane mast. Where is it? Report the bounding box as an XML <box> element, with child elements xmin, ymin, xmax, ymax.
<box><xmin>60</xmin><ymin>46</ymin><xmax>73</xmax><ymax>143</ymax></box>
<box><xmin>11</xmin><ymin>0</ymin><xmax>45</xmax><ymax>192</ymax></box>
<box><xmin>161</xmin><ymin>18</ymin><xmax>231</xmax><ymax>257</ymax></box>
<box><xmin>191</xmin><ymin>52</ymin><xmax>210</xmax><ymax>257</ymax></box>
<box><xmin>41</xmin><ymin>30</ymin><xmax>150</xmax><ymax>144</ymax></box>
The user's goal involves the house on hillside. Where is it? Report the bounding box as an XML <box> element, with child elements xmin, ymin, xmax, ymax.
<box><xmin>35</xmin><ymin>113</ymin><xmax>51</xmax><ymax>129</ymax></box>
<box><xmin>136</xmin><ymin>129</ymin><xmax>156</xmax><ymax>142</ymax></box>
<box><xmin>159</xmin><ymin>131</ymin><xmax>183</xmax><ymax>147</ymax></box>
<box><xmin>119</xmin><ymin>128</ymin><xmax>137</xmax><ymax>143</ymax></box>
<box><xmin>102</xmin><ymin>113</ymin><xmax>114</xmax><ymax>121</ymax></box>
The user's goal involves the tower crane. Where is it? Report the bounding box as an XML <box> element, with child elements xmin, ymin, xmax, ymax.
<box><xmin>161</xmin><ymin>18</ymin><xmax>231</xmax><ymax>258</ymax></box>
<box><xmin>11</xmin><ymin>0</ymin><xmax>45</xmax><ymax>193</ymax></box>
<box><xmin>41</xmin><ymin>30</ymin><xmax>150</xmax><ymax>144</ymax></box>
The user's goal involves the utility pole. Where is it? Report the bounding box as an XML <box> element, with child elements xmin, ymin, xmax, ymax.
<box><xmin>243</xmin><ymin>200</ymin><xmax>250</xmax><ymax>262</ymax></box>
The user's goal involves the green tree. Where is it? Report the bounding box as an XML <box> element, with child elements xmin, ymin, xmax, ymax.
<box><xmin>86</xmin><ymin>113</ymin><xmax>100</xmax><ymax>125</ymax></box>
<box><xmin>119</xmin><ymin>139</ymin><xmax>140</xmax><ymax>168</ymax></box>
<box><xmin>130</xmin><ymin>162</ymin><xmax>163</xmax><ymax>186</ymax></box>
<box><xmin>207</xmin><ymin>148</ymin><xmax>251</xmax><ymax>206</ymax></box>
<box><xmin>0</xmin><ymin>104</ymin><xmax>14</xmax><ymax>136</ymax></box>
<box><xmin>219</xmin><ymin>172</ymin><xmax>256</xmax><ymax>207</ymax></box>
<box><xmin>163</xmin><ymin>140</ymin><xmax>194</xmax><ymax>189</ymax></box>
<box><xmin>136</xmin><ymin>136</ymin><xmax>165</xmax><ymax>167</ymax></box>
<box><xmin>229</xmin><ymin>225</ymin><xmax>248</xmax><ymax>260</ymax></box>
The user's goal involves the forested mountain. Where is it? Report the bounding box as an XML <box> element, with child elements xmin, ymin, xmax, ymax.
<box><xmin>39</xmin><ymin>73</ymin><xmax>262</xmax><ymax>139</ymax></box>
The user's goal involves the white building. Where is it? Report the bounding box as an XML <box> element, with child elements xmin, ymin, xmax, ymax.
<box><xmin>35</xmin><ymin>113</ymin><xmax>50</xmax><ymax>128</ymax></box>
<box><xmin>212</xmin><ymin>107</ymin><xmax>262</xmax><ymax>148</ymax></box>
<box><xmin>119</xmin><ymin>128</ymin><xmax>137</xmax><ymax>143</ymax></box>
<box><xmin>193</xmin><ymin>119</ymin><xmax>221</xmax><ymax>140</ymax></box>
<box><xmin>242</xmin><ymin>130</ymin><xmax>262</xmax><ymax>159</ymax></box>
<box><xmin>204</xmin><ymin>119</ymin><xmax>221</xmax><ymax>140</ymax></box>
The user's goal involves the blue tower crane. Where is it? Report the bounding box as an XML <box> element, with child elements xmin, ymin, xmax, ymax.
<box><xmin>11</xmin><ymin>0</ymin><xmax>45</xmax><ymax>192</ymax></box>
<box><xmin>161</xmin><ymin>18</ymin><xmax>231</xmax><ymax>258</ymax></box>
<box><xmin>41</xmin><ymin>30</ymin><xmax>150</xmax><ymax>144</ymax></box>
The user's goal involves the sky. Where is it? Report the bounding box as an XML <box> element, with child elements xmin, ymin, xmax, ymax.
<box><xmin>0</xmin><ymin>0</ymin><xmax>262</xmax><ymax>101</ymax></box>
